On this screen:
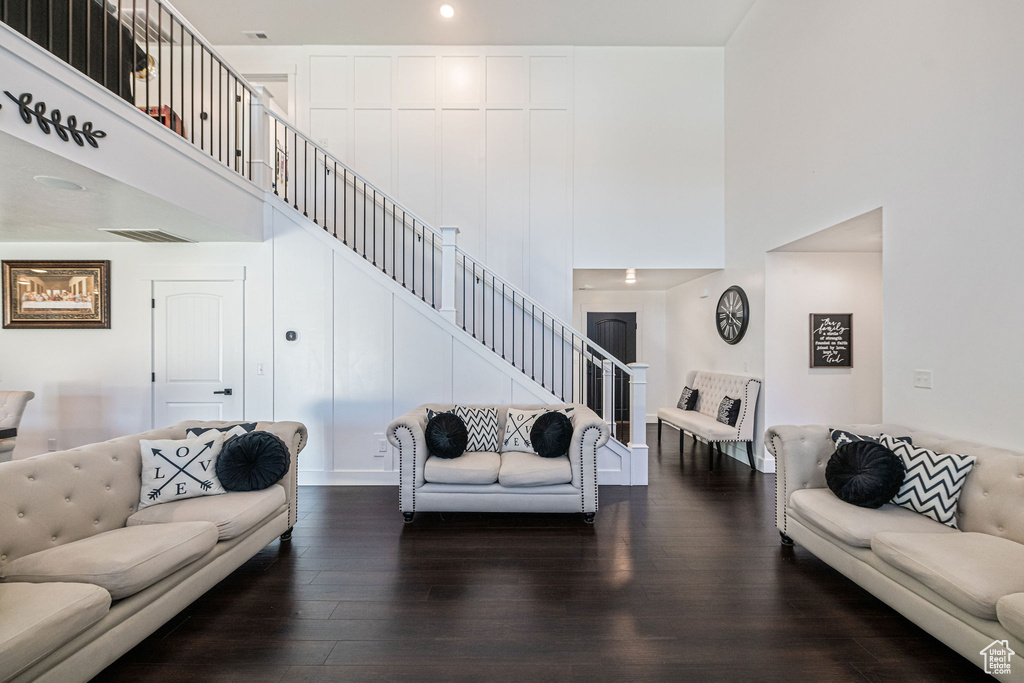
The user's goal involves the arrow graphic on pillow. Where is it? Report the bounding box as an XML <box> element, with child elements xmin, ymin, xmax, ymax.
<box><xmin>147</xmin><ymin>441</ymin><xmax>216</xmax><ymax>501</ymax></box>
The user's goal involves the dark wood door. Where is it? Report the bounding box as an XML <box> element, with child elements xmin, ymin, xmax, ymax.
<box><xmin>586</xmin><ymin>312</ymin><xmax>636</xmax><ymax>436</ymax></box>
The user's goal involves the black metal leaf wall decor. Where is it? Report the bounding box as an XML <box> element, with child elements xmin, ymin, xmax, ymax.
<box><xmin>2</xmin><ymin>91</ymin><xmax>107</xmax><ymax>148</ymax></box>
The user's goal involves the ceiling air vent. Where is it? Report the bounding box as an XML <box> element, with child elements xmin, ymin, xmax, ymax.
<box><xmin>241</xmin><ymin>30</ymin><xmax>270</xmax><ymax>41</ymax></box>
<box><xmin>99</xmin><ymin>229</ymin><xmax>194</xmax><ymax>243</ymax></box>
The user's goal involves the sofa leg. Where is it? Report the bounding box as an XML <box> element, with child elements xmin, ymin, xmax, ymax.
<box><xmin>657</xmin><ymin>418</ymin><xmax>662</xmax><ymax>443</ymax></box>
<box><xmin>780</xmin><ymin>531</ymin><xmax>795</xmax><ymax>547</ymax></box>
<box><xmin>403</xmin><ymin>512</ymin><xmax>415</xmax><ymax>524</ymax></box>
<box><xmin>746</xmin><ymin>441</ymin><xmax>756</xmax><ymax>470</ymax></box>
<box><xmin>280</xmin><ymin>527</ymin><xmax>293</xmax><ymax>542</ymax></box>
<box><xmin>583</xmin><ymin>512</ymin><xmax>596</xmax><ymax>524</ymax></box>
<box><xmin>693</xmin><ymin>432</ymin><xmax>697</xmax><ymax>444</ymax></box>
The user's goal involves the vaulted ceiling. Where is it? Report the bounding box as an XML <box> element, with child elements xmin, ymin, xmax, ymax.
<box><xmin>170</xmin><ymin>0</ymin><xmax>757</xmax><ymax>47</ymax></box>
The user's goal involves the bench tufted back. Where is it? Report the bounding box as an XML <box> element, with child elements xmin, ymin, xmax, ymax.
<box><xmin>686</xmin><ymin>371</ymin><xmax>762</xmax><ymax>442</ymax></box>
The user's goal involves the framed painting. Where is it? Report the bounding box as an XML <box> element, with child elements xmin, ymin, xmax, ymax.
<box><xmin>2</xmin><ymin>260</ymin><xmax>111</xmax><ymax>329</ymax></box>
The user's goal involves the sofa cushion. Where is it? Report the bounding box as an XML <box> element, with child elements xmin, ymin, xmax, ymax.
<box><xmin>997</xmin><ymin>594</ymin><xmax>1024</xmax><ymax>641</ymax></box>
<box><xmin>0</xmin><ymin>582</ymin><xmax>110</xmax><ymax>681</ymax></box>
<box><xmin>790</xmin><ymin>488</ymin><xmax>955</xmax><ymax>548</ymax></box>
<box><xmin>499</xmin><ymin>452</ymin><xmax>572</xmax><ymax>487</ymax></box>
<box><xmin>126</xmin><ymin>486</ymin><xmax>285</xmax><ymax>541</ymax></box>
<box><xmin>872</xmin><ymin>531</ymin><xmax>1024</xmax><ymax>620</ymax></box>
<box><xmin>825</xmin><ymin>441</ymin><xmax>906</xmax><ymax>509</ymax></box>
<box><xmin>656</xmin><ymin>408</ymin><xmax>740</xmax><ymax>441</ymax></box>
<box><xmin>3</xmin><ymin>522</ymin><xmax>218</xmax><ymax>599</ymax></box>
<box><xmin>424</xmin><ymin>451</ymin><xmax>500</xmax><ymax>485</ymax></box>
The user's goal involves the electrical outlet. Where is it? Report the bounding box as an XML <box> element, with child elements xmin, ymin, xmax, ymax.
<box><xmin>914</xmin><ymin>370</ymin><xmax>933</xmax><ymax>389</ymax></box>
<box><xmin>47</xmin><ymin>438</ymin><xmax>57</xmax><ymax>452</ymax></box>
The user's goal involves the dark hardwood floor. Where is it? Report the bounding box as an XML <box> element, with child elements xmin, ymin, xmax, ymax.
<box><xmin>95</xmin><ymin>427</ymin><xmax>988</xmax><ymax>682</ymax></box>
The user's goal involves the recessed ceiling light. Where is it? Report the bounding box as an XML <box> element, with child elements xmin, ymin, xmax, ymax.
<box><xmin>33</xmin><ymin>175</ymin><xmax>85</xmax><ymax>191</ymax></box>
<box><xmin>440</xmin><ymin>4</ymin><xmax>454</xmax><ymax>18</ymax></box>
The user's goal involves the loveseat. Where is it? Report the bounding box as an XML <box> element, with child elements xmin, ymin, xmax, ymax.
<box><xmin>768</xmin><ymin>423</ymin><xmax>1024</xmax><ymax>679</ymax></box>
<box><xmin>657</xmin><ymin>371</ymin><xmax>761</xmax><ymax>469</ymax></box>
<box><xmin>0</xmin><ymin>419</ymin><xmax>305</xmax><ymax>683</ymax></box>
<box><xmin>387</xmin><ymin>403</ymin><xmax>609</xmax><ymax>522</ymax></box>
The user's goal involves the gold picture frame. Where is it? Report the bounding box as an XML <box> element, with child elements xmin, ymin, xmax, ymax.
<box><xmin>3</xmin><ymin>260</ymin><xmax>111</xmax><ymax>329</ymax></box>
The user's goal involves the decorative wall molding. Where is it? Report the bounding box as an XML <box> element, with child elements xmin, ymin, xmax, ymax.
<box><xmin>2</xmin><ymin>91</ymin><xmax>107</xmax><ymax>147</ymax></box>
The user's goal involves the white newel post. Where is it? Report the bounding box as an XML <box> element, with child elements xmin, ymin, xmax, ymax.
<box><xmin>601</xmin><ymin>360</ymin><xmax>614</xmax><ymax>429</ymax></box>
<box><xmin>248</xmin><ymin>86</ymin><xmax>272</xmax><ymax>192</ymax></box>
<box><xmin>628</xmin><ymin>363</ymin><xmax>650</xmax><ymax>486</ymax></box>
<box><xmin>440</xmin><ymin>226</ymin><xmax>459</xmax><ymax>324</ymax></box>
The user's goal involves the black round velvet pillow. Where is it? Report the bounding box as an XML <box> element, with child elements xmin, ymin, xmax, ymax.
<box><xmin>216</xmin><ymin>431</ymin><xmax>291</xmax><ymax>492</ymax></box>
<box><xmin>826</xmin><ymin>441</ymin><xmax>906</xmax><ymax>509</ymax></box>
<box><xmin>425</xmin><ymin>412</ymin><xmax>468</xmax><ymax>459</ymax></box>
<box><xmin>531</xmin><ymin>411</ymin><xmax>573</xmax><ymax>458</ymax></box>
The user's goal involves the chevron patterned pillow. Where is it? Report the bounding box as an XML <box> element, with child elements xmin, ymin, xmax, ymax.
<box><xmin>880</xmin><ymin>435</ymin><xmax>976</xmax><ymax>528</ymax></box>
<box><xmin>454</xmin><ymin>406</ymin><xmax>500</xmax><ymax>452</ymax></box>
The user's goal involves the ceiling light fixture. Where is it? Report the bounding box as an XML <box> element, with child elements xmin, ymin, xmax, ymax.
<box><xmin>33</xmin><ymin>175</ymin><xmax>85</xmax><ymax>191</ymax></box>
<box><xmin>440</xmin><ymin>4</ymin><xmax>454</xmax><ymax>18</ymax></box>
<box><xmin>625</xmin><ymin>268</ymin><xmax>637</xmax><ymax>284</ymax></box>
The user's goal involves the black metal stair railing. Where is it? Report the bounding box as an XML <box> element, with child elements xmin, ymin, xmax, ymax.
<box><xmin>0</xmin><ymin>0</ymin><xmax>637</xmax><ymax>440</ymax></box>
<box><xmin>1</xmin><ymin>0</ymin><xmax>256</xmax><ymax>181</ymax></box>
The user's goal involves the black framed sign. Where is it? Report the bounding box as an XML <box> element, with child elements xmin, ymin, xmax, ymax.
<box><xmin>810</xmin><ymin>314</ymin><xmax>852</xmax><ymax>368</ymax></box>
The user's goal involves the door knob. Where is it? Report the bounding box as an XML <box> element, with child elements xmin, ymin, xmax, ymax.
<box><xmin>213</xmin><ymin>388</ymin><xmax>233</xmax><ymax>395</ymax></box>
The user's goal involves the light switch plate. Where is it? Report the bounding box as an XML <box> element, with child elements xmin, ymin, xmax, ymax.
<box><xmin>914</xmin><ymin>370</ymin><xmax>933</xmax><ymax>389</ymax></box>
<box><xmin>375</xmin><ymin>434</ymin><xmax>388</xmax><ymax>456</ymax></box>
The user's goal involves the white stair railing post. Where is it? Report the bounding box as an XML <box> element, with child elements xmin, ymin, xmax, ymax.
<box><xmin>628</xmin><ymin>363</ymin><xmax>650</xmax><ymax>485</ymax></box>
<box><xmin>248</xmin><ymin>85</ymin><xmax>272</xmax><ymax>192</ymax></box>
<box><xmin>440</xmin><ymin>226</ymin><xmax>459</xmax><ymax>324</ymax></box>
<box><xmin>601</xmin><ymin>359</ymin><xmax>614</xmax><ymax>433</ymax></box>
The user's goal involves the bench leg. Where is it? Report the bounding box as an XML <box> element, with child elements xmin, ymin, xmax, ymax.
<box><xmin>657</xmin><ymin>418</ymin><xmax>662</xmax><ymax>443</ymax></box>
<box><xmin>746</xmin><ymin>441</ymin><xmax>756</xmax><ymax>470</ymax></box>
<box><xmin>679</xmin><ymin>428</ymin><xmax>685</xmax><ymax>452</ymax></box>
<box><xmin>708</xmin><ymin>442</ymin><xmax>715</xmax><ymax>471</ymax></box>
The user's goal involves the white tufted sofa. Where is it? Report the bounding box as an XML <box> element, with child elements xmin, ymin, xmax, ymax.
<box><xmin>0</xmin><ymin>419</ymin><xmax>306</xmax><ymax>683</ymax></box>
<box><xmin>768</xmin><ymin>423</ymin><xmax>1024</xmax><ymax>680</ymax></box>
<box><xmin>387</xmin><ymin>403</ymin><xmax>609</xmax><ymax>523</ymax></box>
<box><xmin>0</xmin><ymin>391</ymin><xmax>35</xmax><ymax>462</ymax></box>
<box><xmin>657</xmin><ymin>371</ymin><xmax>761</xmax><ymax>470</ymax></box>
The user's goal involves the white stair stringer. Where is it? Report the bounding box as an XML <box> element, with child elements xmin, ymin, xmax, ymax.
<box><xmin>269</xmin><ymin>197</ymin><xmax>633</xmax><ymax>486</ymax></box>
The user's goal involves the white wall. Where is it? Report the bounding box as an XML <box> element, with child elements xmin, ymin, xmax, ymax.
<box><xmin>0</xmin><ymin>241</ymin><xmax>274</xmax><ymax>458</ymax></box>
<box><xmin>703</xmin><ymin>0</ymin><xmax>1024</xmax><ymax>452</ymax></box>
<box><xmin>573</xmin><ymin>288</ymin><xmax>668</xmax><ymax>421</ymax></box>
<box><xmin>218</xmin><ymin>44</ymin><xmax>726</xmax><ymax>321</ymax></box>
<box><xmin>573</xmin><ymin>48</ymin><xmax>724</xmax><ymax>269</ymax></box>
<box><xmin>764</xmin><ymin>252</ymin><xmax>883</xmax><ymax>428</ymax></box>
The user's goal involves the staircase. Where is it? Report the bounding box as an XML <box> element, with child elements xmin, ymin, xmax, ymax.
<box><xmin>0</xmin><ymin>0</ymin><xmax>649</xmax><ymax>483</ymax></box>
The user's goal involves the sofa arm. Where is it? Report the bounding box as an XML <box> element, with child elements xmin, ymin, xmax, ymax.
<box><xmin>569</xmin><ymin>405</ymin><xmax>609</xmax><ymax>513</ymax></box>
<box><xmin>387</xmin><ymin>408</ymin><xmax>429</xmax><ymax>513</ymax></box>
<box><xmin>174</xmin><ymin>420</ymin><xmax>307</xmax><ymax>530</ymax></box>
<box><xmin>765</xmin><ymin>424</ymin><xmax>832</xmax><ymax>533</ymax></box>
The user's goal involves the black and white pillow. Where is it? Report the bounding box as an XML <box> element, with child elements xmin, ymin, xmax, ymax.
<box><xmin>716</xmin><ymin>397</ymin><xmax>741</xmax><ymax>427</ymax></box>
<box><xmin>139</xmin><ymin>432</ymin><xmax>226</xmax><ymax>509</ymax></box>
<box><xmin>503</xmin><ymin>407</ymin><xmax>574</xmax><ymax>454</ymax></box>
<box><xmin>831</xmin><ymin>428</ymin><xmax>912</xmax><ymax>449</ymax></box>
<box><xmin>186</xmin><ymin>422</ymin><xmax>257</xmax><ymax>442</ymax></box>
<box><xmin>455</xmin><ymin>406</ymin><xmax>500</xmax><ymax>452</ymax></box>
<box><xmin>880</xmin><ymin>435</ymin><xmax>976</xmax><ymax>528</ymax></box>
<box><xmin>677</xmin><ymin>387</ymin><xmax>698</xmax><ymax>411</ymax></box>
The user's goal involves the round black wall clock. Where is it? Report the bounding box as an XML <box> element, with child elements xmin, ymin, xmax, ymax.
<box><xmin>716</xmin><ymin>286</ymin><xmax>749</xmax><ymax>345</ymax></box>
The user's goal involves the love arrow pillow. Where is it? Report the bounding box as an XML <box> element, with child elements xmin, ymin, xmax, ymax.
<box><xmin>138</xmin><ymin>432</ymin><xmax>227</xmax><ymax>509</ymax></box>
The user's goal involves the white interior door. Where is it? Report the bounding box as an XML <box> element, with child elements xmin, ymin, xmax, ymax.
<box><xmin>153</xmin><ymin>280</ymin><xmax>244</xmax><ymax>427</ymax></box>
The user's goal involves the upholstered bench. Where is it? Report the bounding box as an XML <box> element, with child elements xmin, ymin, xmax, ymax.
<box><xmin>657</xmin><ymin>371</ymin><xmax>761</xmax><ymax>470</ymax></box>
